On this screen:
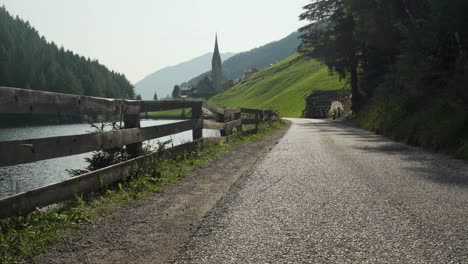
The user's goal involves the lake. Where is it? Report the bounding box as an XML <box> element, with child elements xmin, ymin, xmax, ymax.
<box><xmin>0</xmin><ymin>120</ymin><xmax>220</xmax><ymax>199</ymax></box>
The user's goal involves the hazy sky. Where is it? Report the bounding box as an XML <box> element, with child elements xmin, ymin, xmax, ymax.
<box><xmin>0</xmin><ymin>0</ymin><xmax>308</xmax><ymax>83</ymax></box>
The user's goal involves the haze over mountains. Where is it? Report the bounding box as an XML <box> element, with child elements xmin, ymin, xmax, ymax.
<box><xmin>135</xmin><ymin>52</ymin><xmax>235</xmax><ymax>100</ymax></box>
<box><xmin>135</xmin><ymin>32</ymin><xmax>301</xmax><ymax>100</ymax></box>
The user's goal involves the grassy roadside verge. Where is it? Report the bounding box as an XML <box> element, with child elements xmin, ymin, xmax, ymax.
<box><xmin>357</xmin><ymin>96</ymin><xmax>468</xmax><ymax>160</ymax></box>
<box><xmin>0</xmin><ymin>120</ymin><xmax>286</xmax><ymax>263</ymax></box>
<box><xmin>146</xmin><ymin>108</ymin><xmax>191</xmax><ymax>119</ymax></box>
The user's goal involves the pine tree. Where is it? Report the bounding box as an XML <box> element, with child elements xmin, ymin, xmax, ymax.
<box><xmin>172</xmin><ymin>85</ymin><xmax>180</xmax><ymax>99</ymax></box>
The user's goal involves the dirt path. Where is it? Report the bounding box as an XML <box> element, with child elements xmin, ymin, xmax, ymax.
<box><xmin>31</xmin><ymin>123</ymin><xmax>291</xmax><ymax>264</ymax></box>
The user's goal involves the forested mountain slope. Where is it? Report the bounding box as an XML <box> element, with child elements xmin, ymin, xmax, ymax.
<box><xmin>0</xmin><ymin>6</ymin><xmax>134</xmax><ymax>98</ymax></box>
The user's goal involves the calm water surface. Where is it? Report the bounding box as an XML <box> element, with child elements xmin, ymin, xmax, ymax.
<box><xmin>0</xmin><ymin>120</ymin><xmax>219</xmax><ymax>198</ymax></box>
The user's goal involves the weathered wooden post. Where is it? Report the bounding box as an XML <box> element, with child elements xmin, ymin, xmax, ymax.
<box><xmin>255</xmin><ymin>111</ymin><xmax>260</xmax><ymax>131</ymax></box>
<box><xmin>124</xmin><ymin>100</ymin><xmax>143</xmax><ymax>158</ymax></box>
<box><xmin>192</xmin><ymin>101</ymin><xmax>203</xmax><ymax>140</ymax></box>
<box><xmin>234</xmin><ymin>111</ymin><xmax>242</xmax><ymax>136</ymax></box>
<box><xmin>220</xmin><ymin>111</ymin><xmax>227</xmax><ymax>137</ymax></box>
<box><xmin>124</xmin><ymin>114</ymin><xmax>142</xmax><ymax>157</ymax></box>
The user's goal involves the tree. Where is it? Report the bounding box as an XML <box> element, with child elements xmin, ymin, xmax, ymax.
<box><xmin>195</xmin><ymin>76</ymin><xmax>214</xmax><ymax>93</ymax></box>
<box><xmin>172</xmin><ymin>85</ymin><xmax>180</xmax><ymax>98</ymax></box>
<box><xmin>135</xmin><ymin>94</ymin><xmax>142</xmax><ymax>100</ymax></box>
<box><xmin>299</xmin><ymin>0</ymin><xmax>363</xmax><ymax>112</ymax></box>
<box><xmin>153</xmin><ymin>92</ymin><xmax>158</xmax><ymax>100</ymax></box>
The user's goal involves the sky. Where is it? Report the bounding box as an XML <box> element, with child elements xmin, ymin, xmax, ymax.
<box><xmin>0</xmin><ymin>0</ymin><xmax>308</xmax><ymax>84</ymax></box>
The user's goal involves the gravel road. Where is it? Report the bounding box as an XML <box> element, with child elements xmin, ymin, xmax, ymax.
<box><xmin>31</xmin><ymin>123</ymin><xmax>290</xmax><ymax>264</ymax></box>
<box><xmin>174</xmin><ymin>118</ymin><xmax>468</xmax><ymax>263</ymax></box>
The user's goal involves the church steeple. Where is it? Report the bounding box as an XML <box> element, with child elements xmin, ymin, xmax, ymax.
<box><xmin>214</xmin><ymin>34</ymin><xmax>220</xmax><ymax>57</ymax></box>
<box><xmin>211</xmin><ymin>34</ymin><xmax>223</xmax><ymax>91</ymax></box>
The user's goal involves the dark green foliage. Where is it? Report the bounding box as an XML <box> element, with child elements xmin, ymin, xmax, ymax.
<box><xmin>0</xmin><ymin>6</ymin><xmax>134</xmax><ymax>99</ymax></box>
<box><xmin>67</xmin><ymin>122</ymin><xmax>129</xmax><ymax>176</ymax></box>
<box><xmin>299</xmin><ymin>0</ymin><xmax>468</xmax><ymax>158</ymax></box>
<box><xmin>153</xmin><ymin>92</ymin><xmax>158</xmax><ymax>100</ymax></box>
<box><xmin>299</xmin><ymin>0</ymin><xmax>362</xmax><ymax>111</ymax></box>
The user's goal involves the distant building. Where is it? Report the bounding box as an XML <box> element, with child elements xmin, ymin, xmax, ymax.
<box><xmin>243</xmin><ymin>68</ymin><xmax>259</xmax><ymax>79</ymax></box>
<box><xmin>180</xmin><ymin>86</ymin><xmax>198</xmax><ymax>96</ymax></box>
<box><xmin>211</xmin><ymin>34</ymin><xmax>223</xmax><ymax>91</ymax></box>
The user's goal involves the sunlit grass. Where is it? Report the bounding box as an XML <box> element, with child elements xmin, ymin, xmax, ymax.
<box><xmin>210</xmin><ymin>54</ymin><xmax>345</xmax><ymax>117</ymax></box>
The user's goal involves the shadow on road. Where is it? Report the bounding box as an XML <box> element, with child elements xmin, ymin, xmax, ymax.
<box><xmin>296</xmin><ymin>119</ymin><xmax>468</xmax><ymax>187</ymax></box>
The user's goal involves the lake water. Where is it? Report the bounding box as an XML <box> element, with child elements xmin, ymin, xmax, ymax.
<box><xmin>0</xmin><ymin>120</ymin><xmax>219</xmax><ymax>199</ymax></box>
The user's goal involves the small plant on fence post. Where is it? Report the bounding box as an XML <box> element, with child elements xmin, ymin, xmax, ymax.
<box><xmin>192</xmin><ymin>101</ymin><xmax>203</xmax><ymax>140</ymax></box>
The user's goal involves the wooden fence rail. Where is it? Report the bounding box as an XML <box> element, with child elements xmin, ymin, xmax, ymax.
<box><xmin>0</xmin><ymin>86</ymin><xmax>278</xmax><ymax>218</ymax></box>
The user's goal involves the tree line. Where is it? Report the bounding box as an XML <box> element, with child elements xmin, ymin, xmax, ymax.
<box><xmin>299</xmin><ymin>0</ymin><xmax>468</xmax><ymax>156</ymax></box>
<box><xmin>299</xmin><ymin>0</ymin><xmax>468</xmax><ymax>112</ymax></box>
<box><xmin>0</xmin><ymin>6</ymin><xmax>135</xmax><ymax>99</ymax></box>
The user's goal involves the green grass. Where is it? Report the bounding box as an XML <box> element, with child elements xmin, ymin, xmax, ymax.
<box><xmin>357</xmin><ymin>96</ymin><xmax>468</xmax><ymax>160</ymax></box>
<box><xmin>0</xmin><ymin>120</ymin><xmax>285</xmax><ymax>263</ymax></box>
<box><xmin>146</xmin><ymin>108</ymin><xmax>191</xmax><ymax>119</ymax></box>
<box><xmin>210</xmin><ymin>54</ymin><xmax>345</xmax><ymax>117</ymax></box>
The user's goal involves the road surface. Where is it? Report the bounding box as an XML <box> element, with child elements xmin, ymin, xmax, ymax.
<box><xmin>175</xmin><ymin>118</ymin><xmax>468</xmax><ymax>263</ymax></box>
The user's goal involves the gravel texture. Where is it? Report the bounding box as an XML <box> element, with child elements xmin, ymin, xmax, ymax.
<box><xmin>174</xmin><ymin>118</ymin><xmax>468</xmax><ymax>264</ymax></box>
<box><xmin>30</xmin><ymin>122</ymin><xmax>291</xmax><ymax>264</ymax></box>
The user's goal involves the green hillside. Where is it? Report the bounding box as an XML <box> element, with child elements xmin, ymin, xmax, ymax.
<box><xmin>210</xmin><ymin>54</ymin><xmax>345</xmax><ymax>117</ymax></box>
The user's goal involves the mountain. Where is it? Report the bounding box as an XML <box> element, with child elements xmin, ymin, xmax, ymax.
<box><xmin>135</xmin><ymin>52</ymin><xmax>235</xmax><ymax>99</ymax></box>
<box><xmin>186</xmin><ymin>32</ymin><xmax>301</xmax><ymax>86</ymax></box>
<box><xmin>210</xmin><ymin>54</ymin><xmax>345</xmax><ymax>117</ymax></box>
<box><xmin>0</xmin><ymin>6</ymin><xmax>134</xmax><ymax>98</ymax></box>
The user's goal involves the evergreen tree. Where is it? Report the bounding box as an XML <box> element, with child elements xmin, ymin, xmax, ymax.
<box><xmin>172</xmin><ymin>85</ymin><xmax>180</xmax><ymax>98</ymax></box>
<box><xmin>153</xmin><ymin>92</ymin><xmax>158</xmax><ymax>100</ymax></box>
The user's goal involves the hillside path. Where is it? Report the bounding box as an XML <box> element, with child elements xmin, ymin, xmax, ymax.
<box><xmin>174</xmin><ymin>118</ymin><xmax>468</xmax><ymax>263</ymax></box>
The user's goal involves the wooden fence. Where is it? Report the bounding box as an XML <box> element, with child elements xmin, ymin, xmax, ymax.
<box><xmin>0</xmin><ymin>87</ymin><xmax>278</xmax><ymax>218</ymax></box>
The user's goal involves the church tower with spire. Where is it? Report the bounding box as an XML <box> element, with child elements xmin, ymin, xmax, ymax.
<box><xmin>211</xmin><ymin>34</ymin><xmax>223</xmax><ymax>91</ymax></box>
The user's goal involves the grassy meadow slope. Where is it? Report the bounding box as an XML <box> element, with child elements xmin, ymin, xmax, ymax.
<box><xmin>210</xmin><ymin>54</ymin><xmax>345</xmax><ymax>117</ymax></box>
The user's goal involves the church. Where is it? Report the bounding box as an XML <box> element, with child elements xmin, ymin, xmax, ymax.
<box><xmin>211</xmin><ymin>34</ymin><xmax>223</xmax><ymax>91</ymax></box>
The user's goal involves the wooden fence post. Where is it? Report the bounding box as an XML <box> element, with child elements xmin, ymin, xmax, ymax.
<box><xmin>255</xmin><ymin>111</ymin><xmax>259</xmax><ymax>131</ymax></box>
<box><xmin>220</xmin><ymin>111</ymin><xmax>227</xmax><ymax>137</ymax></box>
<box><xmin>192</xmin><ymin>101</ymin><xmax>203</xmax><ymax>140</ymax></box>
<box><xmin>124</xmin><ymin>114</ymin><xmax>143</xmax><ymax>158</ymax></box>
<box><xmin>234</xmin><ymin>112</ymin><xmax>242</xmax><ymax>136</ymax></box>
